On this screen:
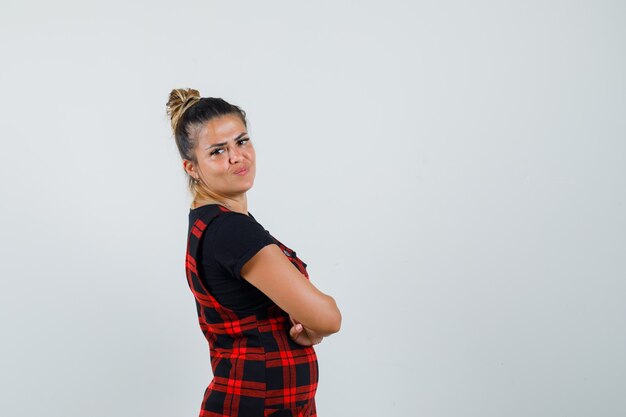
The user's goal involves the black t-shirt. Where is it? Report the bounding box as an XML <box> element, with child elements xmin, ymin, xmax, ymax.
<box><xmin>188</xmin><ymin>204</ymin><xmax>277</xmax><ymax>312</ymax></box>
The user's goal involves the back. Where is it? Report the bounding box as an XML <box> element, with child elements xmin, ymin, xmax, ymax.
<box><xmin>185</xmin><ymin>203</ymin><xmax>319</xmax><ymax>417</ymax></box>
<box><xmin>190</xmin><ymin>204</ymin><xmax>276</xmax><ymax>312</ymax></box>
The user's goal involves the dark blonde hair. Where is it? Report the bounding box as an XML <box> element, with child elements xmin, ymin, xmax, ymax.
<box><xmin>166</xmin><ymin>88</ymin><xmax>248</xmax><ymax>200</ymax></box>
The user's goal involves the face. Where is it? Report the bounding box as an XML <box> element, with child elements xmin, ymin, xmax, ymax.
<box><xmin>184</xmin><ymin>114</ymin><xmax>256</xmax><ymax>199</ymax></box>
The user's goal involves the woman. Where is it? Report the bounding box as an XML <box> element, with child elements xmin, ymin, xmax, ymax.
<box><xmin>166</xmin><ymin>88</ymin><xmax>342</xmax><ymax>417</ymax></box>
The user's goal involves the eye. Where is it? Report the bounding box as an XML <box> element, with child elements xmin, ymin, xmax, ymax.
<box><xmin>237</xmin><ymin>138</ymin><xmax>250</xmax><ymax>146</ymax></box>
<box><xmin>210</xmin><ymin>148</ymin><xmax>225</xmax><ymax>156</ymax></box>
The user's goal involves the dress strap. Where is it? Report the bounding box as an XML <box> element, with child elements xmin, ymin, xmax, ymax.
<box><xmin>185</xmin><ymin>205</ymin><xmax>232</xmax><ymax>308</ymax></box>
<box><xmin>187</xmin><ymin>205</ymin><xmax>231</xmax><ymax>255</ymax></box>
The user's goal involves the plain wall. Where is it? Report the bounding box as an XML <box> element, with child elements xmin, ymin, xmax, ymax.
<box><xmin>1</xmin><ymin>1</ymin><xmax>624</xmax><ymax>416</ymax></box>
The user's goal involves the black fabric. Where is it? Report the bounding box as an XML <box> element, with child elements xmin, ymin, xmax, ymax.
<box><xmin>189</xmin><ymin>204</ymin><xmax>277</xmax><ymax>312</ymax></box>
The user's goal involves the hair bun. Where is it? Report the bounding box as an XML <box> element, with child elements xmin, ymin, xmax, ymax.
<box><xmin>166</xmin><ymin>88</ymin><xmax>201</xmax><ymax>133</ymax></box>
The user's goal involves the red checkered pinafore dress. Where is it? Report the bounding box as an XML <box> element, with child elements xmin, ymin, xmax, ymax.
<box><xmin>185</xmin><ymin>204</ymin><xmax>319</xmax><ymax>417</ymax></box>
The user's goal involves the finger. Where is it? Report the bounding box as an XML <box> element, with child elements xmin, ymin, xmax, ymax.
<box><xmin>291</xmin><ymin>332</ymin><xmax>312</xmax><ymax>346</ymax></box>
<box><xmin>289</xmin><ymin>324</ymin><xmax>302</xmax><ymax>339</ymax></box>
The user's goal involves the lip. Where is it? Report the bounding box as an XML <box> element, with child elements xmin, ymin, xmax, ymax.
<box><xmin>233</xmin><ymin>167</ymin><xmax>249</xmax><ymax>176</ymax></box>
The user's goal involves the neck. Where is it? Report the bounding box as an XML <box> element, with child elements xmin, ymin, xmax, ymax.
<box><xmin>192</xmin><ymin>194</ymin><xmax>248</xmax><ymax>216</ymax></box>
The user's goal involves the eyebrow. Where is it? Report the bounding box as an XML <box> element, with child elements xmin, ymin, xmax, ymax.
<box><xmin>204</xmin><ymin>132</ymin><xmax>249</xmax><ymax>150</ymax></box>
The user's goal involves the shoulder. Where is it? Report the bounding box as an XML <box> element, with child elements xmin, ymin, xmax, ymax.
<box><xmin>207</xmin><ymin>211</ymin><xmax>274</xmax><ymax>251</ymax></box>
<box><xmin>212</xmin><ymin>211</ymin><xmax>268</xmax><ymax>235</ymax></box>
<box><xmin>206</xmin><ymin>212</ymin><xmax>277</xmax><ymax>280</ymax></box>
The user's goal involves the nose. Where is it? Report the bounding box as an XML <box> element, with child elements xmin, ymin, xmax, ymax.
<box><xmin>228</xmin><ymin>145</ymin><xmax>243</xmax><ymax>163</ymax></box>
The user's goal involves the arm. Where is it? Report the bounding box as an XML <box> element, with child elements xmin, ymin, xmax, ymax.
<box><xmin>289</xmin><ymin>316</ymin><xmax>324</xmax><ymax>346</ymax></box>
<box><xmin>240</xmin><ymin>243</ymin><xmax>342</xmax><ymax>336</ymax></box>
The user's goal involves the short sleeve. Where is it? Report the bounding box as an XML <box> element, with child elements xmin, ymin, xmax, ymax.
<box><xmin>209</xmin><ymin>212</ymin><xmax>277</xmax><ymax>281</ymax></box>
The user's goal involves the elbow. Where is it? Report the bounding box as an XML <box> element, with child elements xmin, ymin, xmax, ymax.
<box><xmin>319</xmin><ymin>296</ymin><xmax>342</xmax><ymax>335</ymax></box>
<box><xmin>295</xmin><ymin>295</ymin><xmax>342</xmax><ymax>336</ymax></box>
<box><xmin>328</xmin><ymin>310</ymin><xmax>342</xmax><ymax>334</ymax></box>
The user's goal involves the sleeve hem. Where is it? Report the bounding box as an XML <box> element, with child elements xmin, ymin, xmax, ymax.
<box><xmin>233</xmin><ymin>241</ymin><xmax>277</xmax><ymax>281</ymax></box>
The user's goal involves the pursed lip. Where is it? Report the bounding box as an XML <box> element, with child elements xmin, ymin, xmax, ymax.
<box><xmin>233</xmin><ymin>166</ymin><xmax>249</xmax><ymax>175</ymax></box>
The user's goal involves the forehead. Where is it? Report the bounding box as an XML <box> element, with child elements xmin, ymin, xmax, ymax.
<box><xmin>197</xmin><ymin>114</ymin><xmax>247</xmax><ymax>146</ymax></box>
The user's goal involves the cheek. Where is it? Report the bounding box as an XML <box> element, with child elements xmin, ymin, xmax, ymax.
<box><xmin>202</xmin><ymin>159</ymin><xmax>228</xmax><ymax>176</ymax></box>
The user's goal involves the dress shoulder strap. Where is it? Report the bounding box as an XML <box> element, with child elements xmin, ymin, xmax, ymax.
<box><xmin>185</xmin><ymin>205</ymin><xmax>233</xmax><ymax>308</ymax></box>
<box><xmin>187</xmin><ymin>205</ymin><xmax>232</xmax><ymax>256</ymax></box>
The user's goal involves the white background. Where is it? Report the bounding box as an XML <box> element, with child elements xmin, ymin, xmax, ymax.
<box><xmin>1</xmin><ymin>1</ymin><xmax>625</xmax><ymax>416</ymax></box>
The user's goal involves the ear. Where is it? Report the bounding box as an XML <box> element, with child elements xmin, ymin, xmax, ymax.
<box><xmin>183</xmin><ymin>160</ymin><xmax>196</xmax><ymax>179</ymax></box>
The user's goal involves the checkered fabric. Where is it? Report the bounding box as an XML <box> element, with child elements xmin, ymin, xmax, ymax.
<box><xmin>185</xmin><ymin>205</ymin><xmax>319</xmax><ymax>417</ymax></box>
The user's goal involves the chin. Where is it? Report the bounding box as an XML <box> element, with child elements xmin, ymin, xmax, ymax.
<box><xmin>238</xmin><ymin>180</ymin><xmax>255</xmax><ymax>193</ymax></box>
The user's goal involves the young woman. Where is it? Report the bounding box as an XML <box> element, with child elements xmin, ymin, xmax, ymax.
<box><xmin>166</xmin><ymin>88</ymin><xmax>341</xmax><ymax>417</ymax></box>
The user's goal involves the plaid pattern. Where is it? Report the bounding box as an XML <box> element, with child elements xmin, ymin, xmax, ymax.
<box><xmin>186</xmin><ymin>205</ymin><xmax>319</xmax><ymax>417</ymax></box>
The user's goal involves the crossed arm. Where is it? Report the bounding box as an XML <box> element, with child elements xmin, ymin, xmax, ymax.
<box><xmin>240</xmin><ymin>243</ymin><xmax>342</xmax><ymax>345</ymax></box>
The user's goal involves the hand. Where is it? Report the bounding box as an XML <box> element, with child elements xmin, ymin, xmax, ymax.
<box><xmin>289</xmin><ymin>316</ymin><xmax>324</xmax><ymax>346</ymax></box>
